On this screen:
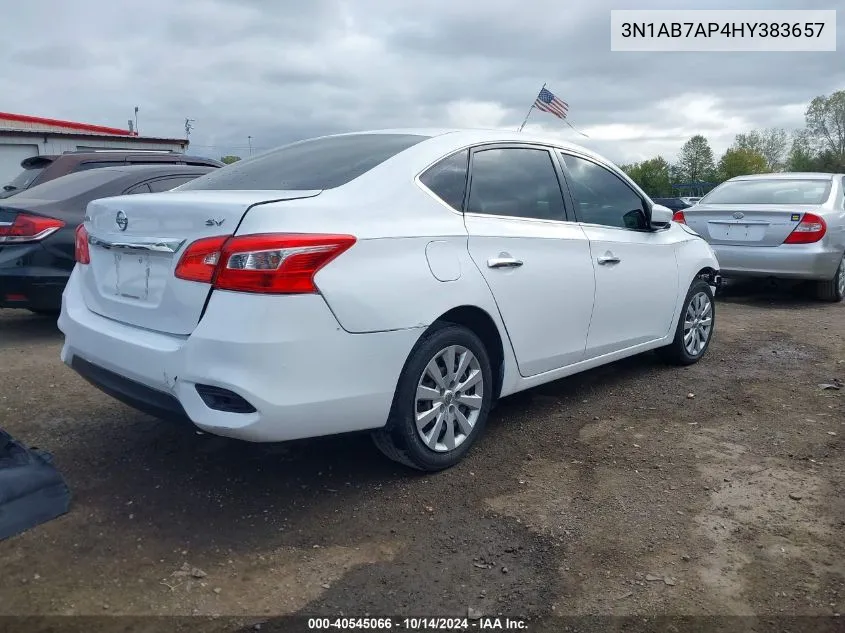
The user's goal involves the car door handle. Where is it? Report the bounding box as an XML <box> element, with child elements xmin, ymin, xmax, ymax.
<box><xmin>487</xmin><ymin>256</ymin><xmax>524</xmax><ymax>269</ymax></box>
<box><xmin>597</xmin><ymin>254</ymin><xmax>621</xmax><ymax>265</ymax></box>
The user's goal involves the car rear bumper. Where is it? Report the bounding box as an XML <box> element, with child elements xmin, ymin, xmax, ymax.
<box><xmin>58</xmin><ymin>268</ymin><xmax>423</xmax><ymax>442</ymax></box>
<box><xmin>0</xmin><ymin>268</ymin><xmax>68</xmax><ymax>310</ymax></box>
<box><xmin>711</xmin><ymin>242</ymin><xmax>843</xmax><ymax>281</ymax></box>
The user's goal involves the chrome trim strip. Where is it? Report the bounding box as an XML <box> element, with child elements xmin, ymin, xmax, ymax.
<box><xmin>88</xmin><ymin>234</ymin><xmax>186</xmax><ymax>253</ymax></box>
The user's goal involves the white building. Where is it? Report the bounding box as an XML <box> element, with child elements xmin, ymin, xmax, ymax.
<box><xmin>0</xmin><ymin>111</ymin><xmax>189</xmax><ymax>184</ymax></box>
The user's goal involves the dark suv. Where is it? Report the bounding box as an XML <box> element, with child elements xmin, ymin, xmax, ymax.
<box><xmin>1</xmin><ymin>150</ymin><xmax>223</xmax><ymax>199</ymax></box>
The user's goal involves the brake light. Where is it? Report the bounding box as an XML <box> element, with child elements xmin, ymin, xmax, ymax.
<box><xmin>0</xmin><ymin>213</ymin><xmax>64</xmax><ymax>243</ymax></box>
<box><xmin>175</xmin><ymin>233</ymin><xmax>357</xmax><ymax>294</ymax></box>
<box><xmin>784</xmin><ymin>213</ymin><xmax>826</xmax><ymax>244</ymax></box>
<box><xmin>672</xmin><ymin>211</ymin><xmax>687</xmax><ymax>224</ymax></box>
<box><xmin>174</xmin><ymin>235</ymin><xmax>228</xmax><ymax>283</ymax></box>
<box><xmin>74</xmin><ymin>225</ymin><xmax>90</xmax><ymax>264</ymax></box>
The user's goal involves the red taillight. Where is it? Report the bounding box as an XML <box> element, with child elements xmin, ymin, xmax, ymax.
<box><xmin>672</xmin><ymin>211</ymin><xmax>687</xmax><ymax>224</ymax></box>
<box><xmin>0</xmin><ymin>213</ymin><xmax>64</xmax><ymax>243</ymax></box>
<box><xmin>784</xmin><ymin>212</ymin><xmax>826</xmax><ymax>244</ymax></box>
<box><xmin>74</xmin><ymin>225</ymin><xmax>91</xmax><ymax>264</ymax></box>
<box><xmin>175</xmin><ymin>233</ymin><xmax>357</xmax><ymax>294</ymax></box>
<box><xmin>174</xmin><ymin>235</ymin><xmax>229</xmax><ymax>283</ymax></box>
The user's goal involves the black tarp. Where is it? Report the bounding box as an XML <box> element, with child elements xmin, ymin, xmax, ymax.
<box><xmin>0</xmin><ymin>427</ymin><xmax>71</xmax><ymax>541</ymax></box>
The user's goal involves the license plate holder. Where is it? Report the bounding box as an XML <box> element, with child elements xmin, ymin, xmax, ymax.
<box><xmin>708</xmin><ymin>222</ymin><xmax>766</xmax><ymax>242</ymax></box>
<box><xmin>113</xmin><ymin>251</ymin><xmax>151</xmax><ymax>300</ymax></box>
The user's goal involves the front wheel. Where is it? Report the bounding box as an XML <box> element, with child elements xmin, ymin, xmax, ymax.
<box><xmin>657</xmin><ymin>278</ymin><xmax>715</xmax><ymax>366</ymax></box>
<box><xmin>814</xmin><ymin>255</ymin><xmax>845</xmax><ymax>302</ymax></box>
<box><xmin>372</xmin><ymin>323</ymin><xmax>493</xmax><ymax>472</ymax></box>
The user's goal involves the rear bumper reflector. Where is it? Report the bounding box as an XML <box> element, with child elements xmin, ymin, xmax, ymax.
<box><xmin>194</xmin><ymin>384</ymin><xmax>257</xmax><ymax>414</ymax></box>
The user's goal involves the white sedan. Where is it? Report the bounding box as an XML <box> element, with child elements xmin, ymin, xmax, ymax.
<box><xmin>59</xmin><ymin>129</ymin><xmax>720</xmax><ymax>471</ymax></box>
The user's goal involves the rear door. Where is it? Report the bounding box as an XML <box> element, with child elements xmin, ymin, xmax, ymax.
<box><xmin>685</xmin><ymin>177</ymin><xmax>834</xmax><ymax>247</ymax></box>
<box><xmin>462</xmin><ymin>144</ymin><xmax>595</xmax><ymax>376</ymax></box>
<box><xmin>79</xmin><ymin>190</ymin><xmax>321</xmax><ymax>335</ymax></box>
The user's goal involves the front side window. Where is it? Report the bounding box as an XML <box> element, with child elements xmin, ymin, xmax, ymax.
<box><xmin>560</xmin><ymin>153</ymin><xmax>647</xmax><ymax>230</ymax></box>
<box><xmin>419</xmin><ymin>150</ymin><xmax>468</xmax><ymax>211</ymax></box>
<box><xmin>466</xmin><ymin>148</ymin><xmax>566</xmax><ymax>221</ymax></box>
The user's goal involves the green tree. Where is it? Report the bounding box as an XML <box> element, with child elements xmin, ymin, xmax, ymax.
<box><xmin>805</xmin><ymin>90</ymin><xmax>845</xmax><ymax>158</ymax></box>
<box><xmin>621</xmin><ymin>156</ymin><xmax>672</xmax><ymax>197</ymax></box>
<box><xmin>220</xmin><ymin>155</ymin><xmax>241</xmax><ymax>164</ymax></box>
<box><xmin>675</xmin><ymin>135</ymin><xmax>716</xmax><ymax>187</ymax></box>
<box><xmin>786</xmin><ymin>131</ymin><xmax>818</xmax><ymax>172</ymax></box>
<box><xmin>717</xmin><ymin>148</ymin><xmax>769</xmax><ymax>181</ymax></box>
<box><xmin>733</xmin><ymin>128</ymin><xmax>788</xmax><ymax>171</ymax></box>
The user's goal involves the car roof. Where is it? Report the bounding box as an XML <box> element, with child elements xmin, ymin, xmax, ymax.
<box><xmin>727</xmin><ymin>172</ymin><xmax>842</xmax><ymax>181</ymax></box>
<box><xmin>314</xmin><ymin>127</ymin><xmax>602</xmax><ymax>159</ymax></box>
<box><xmin>91</xmin><ymin>164</ymin><xmax>215</xmax><ymax>176</ymax></box>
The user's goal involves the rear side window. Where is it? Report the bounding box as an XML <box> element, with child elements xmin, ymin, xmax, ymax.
<box><xmin>179</xmin><ymin>134</ymin><xmax>430</xmax><ymax>191</ymax></box>
<box><xmin>75</xmin><ymin>161</ymin><xmax>126</xmax><ymax>171</ymax></box>
<box><xmin>147</xmin><ymin>176</ymin><xmax>201</xmax><ymax>192</ymax></box>
<box><xmin>419</xmin><ymin>150</ymin><xmax>468</xmax><ymax>211</ymax></box>
<box><xmin>466</xmin><ymin>148</ymin><xmax>566</xmax><ymax>221</ymax></box>
<box><xmin>702</xmin><ymin>179</ymin><xmax>832</xmax><ymax>205</ymax></box>
<box><xmin>125</xmin><ymin>182</ymin><xmax>152</xmax><ymax>194</ymax></box>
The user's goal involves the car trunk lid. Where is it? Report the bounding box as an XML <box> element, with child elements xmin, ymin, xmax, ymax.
<box><xmin>683</xmin><ymin>204</ymin><xmax>819</xmax><ymax>247</ymax></box>
<box><xmin>78</xmin><ymin>189</ymin><xmax>321</xmax><ymax>335</ymax></box>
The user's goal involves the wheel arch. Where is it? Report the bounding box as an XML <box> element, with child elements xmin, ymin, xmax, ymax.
<box><xmin>431</xmin><ymin>305</ymin><xmax>506</xmax><ymax>401</ymax></box>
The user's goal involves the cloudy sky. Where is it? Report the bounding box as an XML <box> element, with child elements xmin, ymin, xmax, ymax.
<box><xmin>1</xmin><ymin>0</ymin><xmax>842</xmax><ymax>165</ymax></box>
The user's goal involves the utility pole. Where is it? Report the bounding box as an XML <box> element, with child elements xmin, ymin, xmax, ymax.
<box><xmin>134</xmin><ymin>106</ymin><xmax>139</xmax><ymax>135</ymax></box>
<box><xmin>248</xmin><ymin>136</ymin><xmax>253</xmax><ymax>156</ymax></box>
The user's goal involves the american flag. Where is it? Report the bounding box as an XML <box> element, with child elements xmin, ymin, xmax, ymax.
<box><xmin>534</xmin><ymin>88</ymin><xmax>569</xmax><ymax>120</ymax></box>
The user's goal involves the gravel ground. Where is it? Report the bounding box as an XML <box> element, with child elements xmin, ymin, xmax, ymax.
<box><xmin>0</xmin><ymin>281</ymin><xmax>842</xmax><ymax>632</ymax></box>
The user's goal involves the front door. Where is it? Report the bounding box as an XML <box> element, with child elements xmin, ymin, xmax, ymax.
<box><xmin>558</xmin><ymin>151</ymin><xmax>679</xmax><ymax>359</ymax></box>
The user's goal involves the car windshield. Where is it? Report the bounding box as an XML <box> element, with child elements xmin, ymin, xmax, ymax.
<box><xmin>1</xmin><ymin>167</ymin><xmax>47</xmax><ymax>198</ymax></box>
<box><xmin>9</xmin><ymin>169</ymin><xmax>123</xmax><ymax>201</ymax></box>
<box><xmin>178</xmin><ymin>133</ymin><xmax>430</xmax><ymax>191</ymax></box>
<box><xmin>701</xmin><ymin>179</ymin><xmax>832</xmax><ymax>205</ymax></box>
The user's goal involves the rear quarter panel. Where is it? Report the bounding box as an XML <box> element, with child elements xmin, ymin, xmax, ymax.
<box><xmin>236</xmin><ymin>182</ymin><xmax>506</xmax><ymax>333</ymax></box>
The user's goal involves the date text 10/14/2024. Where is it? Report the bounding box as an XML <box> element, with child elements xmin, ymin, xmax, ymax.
<box><xmin>307</xmin><ymin>617</ymin><xmax>529</xmax><ymax>630</ymax></box>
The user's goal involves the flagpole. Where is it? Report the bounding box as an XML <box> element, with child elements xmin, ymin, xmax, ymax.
<box><xmin>517</xmin><ymin>82</ymin><xmax>545</xmax><ymax>132</ymax></box>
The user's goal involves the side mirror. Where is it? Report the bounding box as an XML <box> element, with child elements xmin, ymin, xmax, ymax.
<box><xmin>649</xmin><ymin>203</ymin><xmax>673</xmax><ymax>229</ymax></box>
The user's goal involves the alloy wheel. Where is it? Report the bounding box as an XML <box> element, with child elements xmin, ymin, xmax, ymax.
<box><xmin>414</xmin><ymin>345</ymin><xmax>484</xmax><ymax>452</ymax></box>
<box><xmin>683</xmin><ymin>291</ymin><xmax>713</xmax><ymax>356</ymax></box>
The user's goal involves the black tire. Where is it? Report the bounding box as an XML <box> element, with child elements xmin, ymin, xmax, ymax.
<box><xmin>657</xmin><ymin>278</ymin><xmax>715</xmax><ymax>366</ymax></box>
<box><xmin>372</xmin><ymin>322</ymin><xmax>493</xmax><ymax>472</ymax></box>
<box><xmin>814</xmin><ymin>255</ymin><xmax>845</xmax><ymax>302</ymax></box>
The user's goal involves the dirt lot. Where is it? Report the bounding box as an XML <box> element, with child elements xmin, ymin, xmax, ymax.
<box><xmin>0</xmin><ymin>282</ymin><xmax>843</xmax><ymax>631</ymax></box>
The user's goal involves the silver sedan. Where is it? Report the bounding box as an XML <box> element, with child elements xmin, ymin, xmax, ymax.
<box><xmin>675</xmin><ymin>173</ymin><xmax>845</xmax><ymax>302</ymax></box>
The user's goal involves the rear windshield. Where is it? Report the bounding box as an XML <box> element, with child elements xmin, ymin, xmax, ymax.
<box><xmin>702</xmin><ymin>179</ymin><xmax>832</xmax><ymax>205</ymax></box>
<box><xmin>10</xmin><ymin>168</ymin><xmax>123</xmax><ymax>201</ymax></box>
<box><xmin>179</xmin><ymin>133</ymin><xmax>430</xmax><ymax>191</ymax></box>
<box><xmin>2</xmin><ymin>167</ymin><xmax>47</xmax><ymax>197</ymax></box>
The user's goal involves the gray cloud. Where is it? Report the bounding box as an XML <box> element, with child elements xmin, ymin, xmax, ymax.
<box><xmin>1</xmin><ymin>0</ymin><xmax>842</xmax><ymax>164</ymax></box>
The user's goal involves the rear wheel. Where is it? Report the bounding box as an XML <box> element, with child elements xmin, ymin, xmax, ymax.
<box><xmin>372</xmin><ymin>323</ymin><xmax>493</xmax><ymax>472</ymax></box>
<box><xmin>657</xmin><ymin>279</ymin><xmax>715</xmax><ymax>366</ymax></box>
<box><xmin>814</xmin><ymin>255</ymin><xmax>845</xmax><ymax>302</ymax></box>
